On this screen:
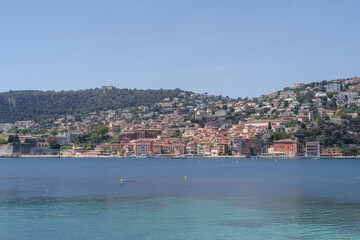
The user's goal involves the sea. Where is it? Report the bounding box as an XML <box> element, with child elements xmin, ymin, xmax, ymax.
<box><xmin>0</xmin><ymin>157</ymin><xmax>359</xmax><ymax>239</ymax></box>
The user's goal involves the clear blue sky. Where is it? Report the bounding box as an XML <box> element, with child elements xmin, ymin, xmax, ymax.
<box><xmin>1</xmin><ymin>0</ymin><xmax>359</xmax><ymax>98</ymax></box>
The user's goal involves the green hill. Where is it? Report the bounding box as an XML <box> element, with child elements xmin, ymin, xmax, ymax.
<box><xmin>0</xmin><ymin>88</ymin><xmax>184</xmax><ymax>123</ymax></box>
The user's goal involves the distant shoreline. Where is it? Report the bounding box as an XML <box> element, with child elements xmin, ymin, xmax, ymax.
<box><xmin>1</xmin><ymin>155</ymin><xmax>360</xmax><ymax>159</ymax></box>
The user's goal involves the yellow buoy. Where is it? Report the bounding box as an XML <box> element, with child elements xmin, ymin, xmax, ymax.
<box><xmin>236</xmin><ymin>161</ymin><xmax>238</xmax><ymax>164</ymax></box>
<box><xmin>184</xmin><ymin>176</ymin><xmax>187</xmax><ymax>180</ymax></box>
<box><xmin>121</xmin><ymin>179</ymin><xmax>124</xmax><ymax>183</ymax></box>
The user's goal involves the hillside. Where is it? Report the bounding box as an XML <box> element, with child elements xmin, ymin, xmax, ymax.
<box><xmin>0</xmin><ymin>87</ymin><xmax>184</xmax><ymax>123</ymax></box>
<box><xmin>2</xmin><ymin>76</ymin><xmax>360</xmax><ymax>155</ymax></box>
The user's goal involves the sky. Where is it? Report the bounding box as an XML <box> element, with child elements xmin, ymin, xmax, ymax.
<box><xmin>1</xmin><ymin>0</ymin><xmax>360</xmax><ymax>98</ymax></box>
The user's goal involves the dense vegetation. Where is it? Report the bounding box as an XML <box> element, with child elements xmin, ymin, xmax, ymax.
<box><xmin>0</xmin><ymin>88</ymin><xmax>184</xmax><ymax>123</ymax></box>
<box><xmin>294</xmin><ymin>118</ymin><xmax>360</xmax><ymax>146</ymax></box>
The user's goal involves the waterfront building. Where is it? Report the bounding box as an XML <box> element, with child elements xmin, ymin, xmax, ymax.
<box><xmin>217</xmin><ymin>143</ymin><xmax>227</xmax><ymax>155</ymax></box>
<box><xmin>197</xmin><ymin>142</ymin><xmax>211</xmax><ymax>155</ymax></box>
<box><xmin>153</xmin><ymin>144</ymin><xmax>163</xmax><ymax>155</ymax></box>
<box><xmin>320</xmin><ymin>147</ymin><xmax>343</xmax><ymax>157</ymax></box>
<box><xmin>239</xmin><ymin>137</ymin><xmax>250</xmax><ymax>156</ymax></box>
<box><xmin>172</xmin><ymin>144</ymin><xmax>186</xmax><ymax>155</ymax></box>
<box><xmin>161</xmin><ymin>145</ymin><xmax>172</xmax><ymax>154</ymax></box>
<box><xmin>305</xmin><ymin>141</ymin><xmax>320</xmax><ymax>157</ymax></box>
<box><xmin>211</xmin><ymin>149</ymin><xmax>218</xmax><ymax>156</ymax></box>
<box><xmin>96</xmin><ymin>143</ymin><xmax>122</xmax><ymax>153</ymax></box>
<box><xmin>232</xmin><ymin>137</ymin><xmax>240</xmax><ymax>154</ymax></box>
<box><xmin>133</xmin><ymin>139</ymin><xmax>153</xmax><ymax>155</ymax></box>
<box><xmin>273</xmin><ymin>139</ymin><xmax>299</xmax><ymax>157</ymax></box>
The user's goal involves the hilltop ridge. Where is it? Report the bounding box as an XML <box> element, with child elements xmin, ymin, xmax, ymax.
<box><xmin>1</xmin><ymin>76</ymin><xmax>359</xmax><ymax>124</ymax></box>
<box><xmin>0</xmin><ymin>87</ymin><xmax>186</xmax><ymax>123</ymax></box>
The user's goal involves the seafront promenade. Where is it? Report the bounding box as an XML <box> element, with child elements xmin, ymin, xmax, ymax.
<box><xmin>2</xmin><ymin>154</ymin><xmax>360</xmax><ymax>159</ymax></box>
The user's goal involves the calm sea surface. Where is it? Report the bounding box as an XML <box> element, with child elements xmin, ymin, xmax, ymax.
<box><xmin>0</xmin><ymin>157</ymin><xmax>360</xmax><ymax>239</ymax></box>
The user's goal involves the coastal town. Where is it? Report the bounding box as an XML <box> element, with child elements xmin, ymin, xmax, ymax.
<box><xmin>1</xmin><ymin>77</ymin><xmax>360</xmax><ymax>158</ymax></box>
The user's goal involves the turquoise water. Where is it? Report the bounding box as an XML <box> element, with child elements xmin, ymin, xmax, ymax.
<box><xmin>0</xmin><ymin>158</ymin><xmax>360</xmax><ymax>239</ymax></box>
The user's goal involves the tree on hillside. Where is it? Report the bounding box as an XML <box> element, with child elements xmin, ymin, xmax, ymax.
<box><xmin>89</xmin><ymin>125</ymin><xmax>109</xmax><ymax>143</ymax></box>
<box><xmin>341</xmin><ymin>148</ymin><xmax>359</xmax><ymax>156</ymax></box>
<box><xmin>20</xmin><ymin>129</ymin><xmax>28</xmax><ymax>134</ymax></box>
<box><xmin>47</xmin><ymin>136</ymin><xmax>60</xmax><ymax>149</ymax></box>
<box><xmin>270</xmin><ymin>132</ymin><xmax>290</xmax><ymax>142</ymax></box>
<box><xmin>91</xmin><ymin>125</ymin><xmax>108</xmax><ymax>136</ymax></box>
<box><xmin>50</xmin><ymin>130</ymin><xmax>58</xmax><ymax>135</ymax></box>
<box><xmin>90</xmin><ymin>133</ymin><xmax>102</xmax><ymax>144</ymax></box>
<box><xmin>8</xmin><ymin>135</ymin><xmax>20</xmax><ymax>144</ymax></box>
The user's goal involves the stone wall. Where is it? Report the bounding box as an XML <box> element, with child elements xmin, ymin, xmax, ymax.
<box><xmin>30</xmin><ymin>147</ymin><xmax>60</xmax><ymax>155</ymax></box>
<box><xmin>0</xmin><ymin>144</ymin><xmax>13</xmax><ymax>156</ymax></box>
<box><xmin>0</xmin><ymin>144</ymin><xmax>40</xmax><ymax>156</ymax></box>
